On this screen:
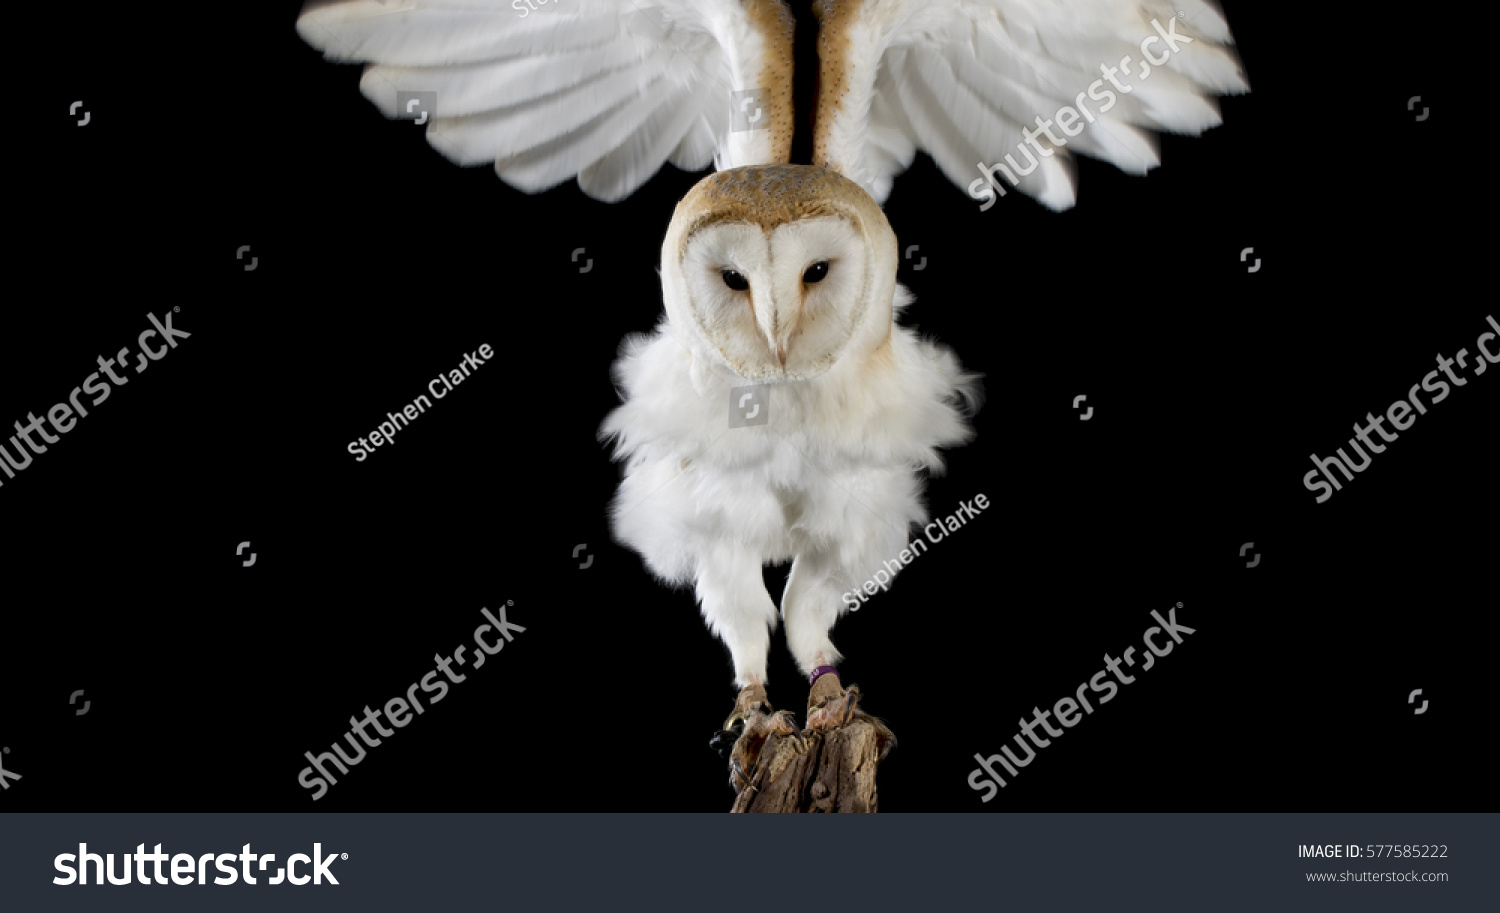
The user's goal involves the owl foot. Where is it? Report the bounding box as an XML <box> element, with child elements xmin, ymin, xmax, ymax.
<box><xmin>806</xmin><ymin>679</ymin><xmax>897</xmax><ymax>763</ymax></box>
<box><xmin>710</xmin><ymin>684</ymin><xmax>805</xmax><ymax>793</ymax></box>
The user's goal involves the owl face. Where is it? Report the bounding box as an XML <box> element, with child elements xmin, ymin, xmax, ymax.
<box><xmin>662</xmin><ymin>165</ymin><xmax>897</xmax><ymax>383</ymax></box>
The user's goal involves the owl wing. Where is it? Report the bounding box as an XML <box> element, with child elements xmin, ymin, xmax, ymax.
<box><xmin>296</xmin><ymin>0</ymin><xmax>794</xmax><ymax>201</ymax></box>
<box><xmin>810</xmin><ymin>0</ymin><xmax>1248</xmax><ymax>209</ymax></box>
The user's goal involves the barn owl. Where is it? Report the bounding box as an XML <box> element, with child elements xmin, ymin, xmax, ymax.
<box><xmin>297</xmin><ymin>0</ymin><xmax>1247</xmax><ymax>794</ymax></box>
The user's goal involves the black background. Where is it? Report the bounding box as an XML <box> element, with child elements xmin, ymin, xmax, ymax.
<box><xmin>2</xmin><ymin>2</ymin><xmax>1489</xmax><ymax>812</ymax></box>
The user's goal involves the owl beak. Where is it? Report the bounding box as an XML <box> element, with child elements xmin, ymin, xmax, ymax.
<box><xmin>761</xmin><ymin>329</ymin><xmax>791</xmax><ymax>368</ymax></box>
<box><xmin>755</xmin><ymin>291</ymin><xmax>799</xmax><ymax>370</ymax></box>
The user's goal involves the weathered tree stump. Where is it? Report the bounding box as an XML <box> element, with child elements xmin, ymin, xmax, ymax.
<box><xmin>730</xmin><ymin>719</ymin><xmax>884</xmax><ymax>813</ymax></box>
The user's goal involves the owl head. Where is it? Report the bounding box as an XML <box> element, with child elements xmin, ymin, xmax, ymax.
<box><xmin>660</xmin><ymin>164</ymin><xmax>898</xmax><ymax>383</ymax></box>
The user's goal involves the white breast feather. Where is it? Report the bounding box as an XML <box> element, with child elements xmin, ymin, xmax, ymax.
<box><xmin>601</xmin><ymin>285</ymin><xmax>978</xmax><ymax>591</ymax></box>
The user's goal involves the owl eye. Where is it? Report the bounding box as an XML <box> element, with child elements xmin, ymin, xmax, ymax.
<box><xmin>721</xmin><ymin>269</ymin><xmax>749</xmax><ymax>291</ymax></box>
<box><xmin>802</xmin><ymin>261</ymin><xmax>829</xmax><ymax>284</ymax></box>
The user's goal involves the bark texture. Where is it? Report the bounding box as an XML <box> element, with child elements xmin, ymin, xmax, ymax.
<box><xmin>730</xmin><ymin>718</ymin><xmax>882</xmax><ymax>813</ymax></box>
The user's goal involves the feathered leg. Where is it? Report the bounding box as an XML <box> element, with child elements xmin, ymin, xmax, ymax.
<box><xmin>695</xmin><ymin>542</ymin><xmax>777</xmax><ymax>689</ymax></box>
<box><xmin>781</xmin><ymin>550</ymin><xmax>845</xmax><ymax>677</ymax></box>
<box><xmin>697</xmin><ymin>544</ymin><xmax>800</xmax><ymax>791</ymax></box>
<box><xmin>782</xmin><ymin>550</ymin><xmax>896</xmax><ymax>761</ymax></box>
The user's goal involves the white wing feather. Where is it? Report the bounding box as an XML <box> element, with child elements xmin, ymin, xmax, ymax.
<box><xmin>296</xmin><ymin>0</ymin><xmax>788</xmax><ymax>201</ymax></box>
<box><xmin>815</xmin><ymin>0</ymin><xmax>1249</xmax><ymax>208</ymax></box>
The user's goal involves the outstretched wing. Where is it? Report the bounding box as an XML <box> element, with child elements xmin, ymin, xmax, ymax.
<box><xmin>296</xmin><ymin>0</ymin><xmax>794</xmax><ymax>201</ymax></box>
<box><xmin>811</xmin><ymin>0</ymin><xmax>1248</xmax><ymax>209</ymax></box>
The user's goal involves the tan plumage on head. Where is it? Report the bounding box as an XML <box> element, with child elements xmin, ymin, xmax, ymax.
<box><xmin>662</xmin><ymin>164</ymin><xmax>896</xmax><ymax>383</ymax></box>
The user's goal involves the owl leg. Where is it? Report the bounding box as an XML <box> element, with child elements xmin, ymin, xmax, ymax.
<box><xmin>781</xmin><ymin>551</ymin><xmax>844</xmax><ymax>677</ymax></box>
<box><xmin>694</xmin><ymin>543</ymin><xmax>777</xmax><ymax>689</ymax></box>
<box><xmin>783</xmin><ymin>552</ymin><xmax>896</xmax><ymax>761</ymax></box>
<box><xmin>697</xmin><ymin>545</ymin><xmax>797</xmax><ymax>790</ymax></box>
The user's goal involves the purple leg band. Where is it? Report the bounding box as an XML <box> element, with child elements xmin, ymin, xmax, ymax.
<box><xmin>809</xmin><ymin>665</ymin><xmax>838</xmax><ymax>686</ymax></box>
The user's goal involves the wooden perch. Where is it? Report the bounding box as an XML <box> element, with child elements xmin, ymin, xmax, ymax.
<box><xmin>730</xmin><ymin>718</ymin><xmax>884</xmax><ymax>813</ymax></box>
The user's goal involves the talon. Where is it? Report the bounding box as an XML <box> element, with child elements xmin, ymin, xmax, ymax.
<box><xmin>725</xmin><ymin>682</ymin><xmax>769</xmax><ymax>730</ymax></box>
<box><xmin>803</xmin><ymin>678</ymin><xmax>897</xmax><ymax>765</ymax></box>
<box><xmin>770</xmin><ymin>710</ymin><xmax>806</xmax><ymax>749</ymax></box>
<box><xmin>731</xmin><ymin>758</ymin><xmax>752</xmax><ymax>791</ymax></box>
<box><xmin>867</xmin><ymin>710</ymin><xmax>897</xmax><ymax>763</ymax></box>
<box><xmin>840</xmin><ymin>687</ymin><xmax>860</xmax><ymax>726</ymax></box>
<box><xmin>722</xmin><ymin>685</ymin><xmax>788</xmax><ymax>794</ymax></box>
